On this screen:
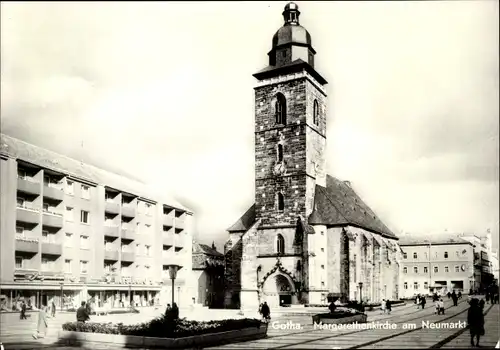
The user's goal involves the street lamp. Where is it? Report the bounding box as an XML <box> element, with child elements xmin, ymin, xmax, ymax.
<box><xmin>60</xmin><ymin>282</ymin><xmax>64</xmax><ymax>311</ymax></box>
<box><xmin>358</xmin><ymin>282</ymin><xmax>363</xmax><ymax>303</ymax></box>
<box><xmin>166</xmin><ymin>264</ymin><xmax>181</xmax><ymax>306</ymax></box>
<box><xmin>128</xmin><ymin>284</ymin><xmax>132</xmax><ymax>308</ymax></box>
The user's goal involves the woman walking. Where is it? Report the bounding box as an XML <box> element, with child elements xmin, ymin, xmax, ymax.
<box><xmin>32</xmin><ymin>305</ymin><xmax>48</xmax><ymax>339</ymax></box>
<box><xmin>467</xmin><ymin>298</ymin><xmax>485</xmax><ymax>347</ymax></box>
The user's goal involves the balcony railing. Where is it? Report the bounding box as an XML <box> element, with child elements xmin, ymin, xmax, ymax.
<box><xmin>162</xmin><ymin>235</ymin><xmax>174</xmax><ymax>247</ymax></box>
<box><xmin>104</xmin><ymin>225</ymin><xmax>120</xmax><ymax>238</ymax></box>
<box><xmin>105</xmin><ymin>201</ymin><xmax>120</xmax><ymax>215</ymax></box>
<box><xmin>16</xmin><ymin>206</ymin><xmax>40</xmax><ymax>224</ymax></box>
<box><xmin>121</xmin><ymin>205</ymin><xmax>136</xmax><ymax>218</ymax></box>
<box><xmin>41</xmin><ymin>242</ymin><xmax>62</xmax><ymax>255</ymax></box>
<box><xmin>121</xmin><ymin>251</ymin><xmax>135</xmax><ymax>263</ymax></box>
<box><xmin>43</xmin><ymin>185</ymin><xmax>64</xmax><ymax>201</ymax></box>
<box><xmin>175</xmin><ymin>234</ymin><xmax>184</xmax><ymax>248</ymax></box>
<box><xmin>163</xmin><ymin>215</ymin><xmax>174</xmax><ymax>227</ymax></box>
<box><xmin>17</xmin><ymin>177</ymin><xmax>41</xmax><ymax>195</ymax></box>
<box><xmin>42</xmin><ymin>210</ymin><xmax>63</xmax><ymax>228</ymax></box>
<box><xmin>104</xmin><ymin>250</ymin><xmax>119</xmax><ymax>261</ymax></box>
<box><xmin>175</xmin><ymin>217</ymin><xmax>185</xmax><ymax>230</ymax></box>
<box><xmin>121</xmin><ymin>228</ymin><xmax>136</xmax><ymax>241</ymax></box>
<box><xmin>15</xmin><ymin>237</ymin><xmax>39</xmax><ymax>253</ymax></box>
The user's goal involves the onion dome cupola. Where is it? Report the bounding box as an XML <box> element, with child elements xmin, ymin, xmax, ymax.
<box><xmin>268</xmin><ymin>2</ymin><xmax>316</xmax><ymax>68</ymax></box>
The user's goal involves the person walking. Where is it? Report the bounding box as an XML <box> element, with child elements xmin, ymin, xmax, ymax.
<box><xmin>32</xmin><ymin>305</ymin><xmax>48</xmax><ymax>339</ymax></box>
<box><xmin>381</xmin><ymin>299</ymin><xmax>386</xmax><ymax>314</ymax></box>
<box><xmin>467</xmin><ymin>298</ymin><xmax>485</xmax><ymax>347</ymax></box>
<box><xmin>438</xmin><ymin>298</ymin><xmax>445</xmax><ymax>315</ymax></box>
<box><xmin>260</xmin><ymin>301</ymin><xmax>270</xmax><ymax>323</ymax></box>
<box><xmin>452</xmin><ymin>291</ymin><xmax>458</xmax><ymax>306</ymax></box>
<box><xmin>386</xmin><ymin>299</ymin><xmax>392</xmax><ymax>315</ymax></box>
<box><xmin>51</xmin><ymin>300</ymin><xmax>56</xmax><ymax>317</ymax></box>
<box><xmin>434</xmin><ymin>298</ymin><xmax>440</xmax><ymax>314</ymax></box>
<box><xmin>20</xmin><ymin>301</ymin><xmax>27</xmax><ymax>320</ymax></box>
<box><xmin>421</xmin><ymin>296</ymin><xmax>426</xmax><ymax>309</ymax></box>
<box><xmin>76</xmin><ymin>301</ymin><xmax>90</xmax><ymax>323</ymax></box>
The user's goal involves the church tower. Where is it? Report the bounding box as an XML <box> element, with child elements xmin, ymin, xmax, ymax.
<box><xmin>253</xmin><ymin>2</ymin><xmax>328</xmax><ymax>227</ymax></box>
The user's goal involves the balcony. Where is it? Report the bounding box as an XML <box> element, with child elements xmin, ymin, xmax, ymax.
<box><xmin>121</xmin><ymin>228</ymin><xmax>136</xmax><ymax>241</ymax></box>
<box><xmin>175</xmin><ymin>234</ymin><xmax>184</xmax><ymax>248</ymax></box>
<box><xmin>41</xmin><ymin>242</ymin><xmax>62</xmax><ymax>256</ymax></box>
<box><xmin>17</xmin><ymin>177</ymin><xmax>40</xmax><ymax>196</ymax></box>
<box><xmin>163</xmin><ymin>215</ymin><xmax>174</xmax><ymax>227</ymax></box>
<box><xmin>15</xmin><ymin>236</ymin><xmax>39</xmax><ymax>253</ymax></box>
<box><xmin>16</xmin><ymin>206</ymin><xmax>40</xmax><ymax>224</ymax></box>
<box><xmin>43</xmin><ymin>185</ymin><xmax>64</xmax><ymax>201</ymax></box>
<box><xmin>105</xmin><ymin>201</ymin><xmax>120</xmax><ymax>215</ymax></box>
<box><xmin>175</xmin><ymin>217</ymin><xmax>185</xmax><ymax>230</ymax></box>
<box><xmin>121</xmin><ymin>251</ymin><xmax>135</xmax><ymax>263</ymax></box>
<box><xmin>121</xmin><ymin>205</ymin><xmax>136</xmax><ymax>218</ymax></box>
<box><xmin>14</xmin><ymin>267</ymin><xmax>39</xmax><ymax>276</ymax></box>
<box><xmin>104</xmin><ymin>250</ymin><xmax>119</xmax><ymax>261</ymax></box>
<box><xmin>42</xmin><ymin>211</ymin><xmax>63</xmax><ymax>228</ymax></box>
<box><xmin>104</xmin><ymin>225</ymin><xmax>119</xmax><ymax>238</ymax></box>
<box><xmin>162</xmin><ymin>235</ymin><xmax>174</xmax><ymax>247</ymax></box>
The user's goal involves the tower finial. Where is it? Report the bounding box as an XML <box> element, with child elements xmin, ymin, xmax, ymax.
<box><xmin>283</xmin><ymin>2</ymin><xmax>300</xmax><ymax>26</ymax></box>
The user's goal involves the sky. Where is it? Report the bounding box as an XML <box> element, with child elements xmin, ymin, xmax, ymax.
<box><xmin>1</xmin><ymin>1</ymin><xmax>498</xmax><ymax>252</ymax></box>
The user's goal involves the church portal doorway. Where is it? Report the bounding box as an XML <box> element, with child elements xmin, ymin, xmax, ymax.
<box><xmin>262</xmin><ymin>273</ymin><xmax>295</xmax><ymax>308</ymax></box>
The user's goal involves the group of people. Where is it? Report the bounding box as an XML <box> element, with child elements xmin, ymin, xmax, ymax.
<box><xmin>380</xmin><ymin>299</ymin><xmax>392</xmax><ymax>314</ymax></box>
<box><xmin>414</xmin><ymin>294</ymin><xmax>427</xmax><ymax>309</ymax></box>
<box><xmin>485</xmin><ymin>285</ymin><xmax>499</xmax><ymax>304</ymax></box>
<box><xmin>164</xmin><ymin>303</ymin><xmax>180</xmax><ymax>320</ymax></box>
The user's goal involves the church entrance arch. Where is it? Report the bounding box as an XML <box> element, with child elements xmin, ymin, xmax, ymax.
<box><xmin>261</xmin><ymin>272</ymin><xmax>296</xmax><ymax>308</ymax></box>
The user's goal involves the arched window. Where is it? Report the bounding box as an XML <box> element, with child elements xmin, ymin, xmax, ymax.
<box><xmin>277</xmin><ymin>192</ymin><xmax>284</xmax><ymax>211</ymax></box>
<box><xmin>277</xmin><ymin>234</ymin><xmax>285</xmax><ymax>255</ymax></box>
<box><xmin>277</xmin><ymin>144</ymin><xmax>283</xmax><ymax>162</ymax></box>
<box><xmin>275</xmin><ymin>93</ymin><xmax>287</xmax><ymax>125</ymax></box>
<box><xmin>444</xmin><ymin>252</ymin><xmax>448</xmax><ymax>259</ymax></box>
<box><xmin>313</xmin><ymin>99</ymin><xmax>319</xmax><ymax>125</ymax></box>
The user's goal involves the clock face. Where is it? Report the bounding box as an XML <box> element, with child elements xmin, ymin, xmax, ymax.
<box><xmin>461</xmin><ymin>264</ymin><xmax>466</xmax><ymax>272</ymax></box>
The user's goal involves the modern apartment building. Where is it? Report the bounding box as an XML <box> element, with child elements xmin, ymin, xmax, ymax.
<box><xmin>0</xmin><ymin>134</ymin><xmax>194</xmax><ymax>310</ymax></box>
<box><xmin>399</xmin><ymin>234</ymin><xmax>475</xmax><ymax>298</ymax></box>
<box><xmin>459</xmin><ymin>232</ymin><xmax>495</xmax><ymax>291</ymax></box>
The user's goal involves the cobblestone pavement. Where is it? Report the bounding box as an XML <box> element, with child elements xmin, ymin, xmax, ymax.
<box><xmin>0</xmin><ymin>298</ymin><xmax>498</xmax><ymax>349</ymax></box>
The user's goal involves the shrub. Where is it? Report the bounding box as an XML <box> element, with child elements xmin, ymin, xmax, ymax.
<box><xmin>62</xmin><ymin>317</ymin><xmax>262</xmax><ymax>338</ymax></box>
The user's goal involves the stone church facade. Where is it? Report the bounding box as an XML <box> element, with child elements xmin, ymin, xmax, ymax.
<box><xmin>224</xmin><ymin>3</ymin><xmax>401</xmax><ymax>312</ymax></box>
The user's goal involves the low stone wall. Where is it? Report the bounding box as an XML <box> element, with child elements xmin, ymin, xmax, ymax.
<box><xmin>312</xmin><ymin>313</ymin><xmax>367</xmax><ymax>325</ymax></box>
<box><xmin>57</xmin><ymin>324</ymin><xmax>268</xmax><ymax>349</ymax></box>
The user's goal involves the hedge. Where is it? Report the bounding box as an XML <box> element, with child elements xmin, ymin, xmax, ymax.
<box><xmin>62</xmin><ymin>317</ymin><xmax>263</xmax><ymax>338</ymax></box>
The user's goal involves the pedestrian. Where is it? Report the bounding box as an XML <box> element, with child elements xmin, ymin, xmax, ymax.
<box><xmin>51</xmin><ymin>300</ymin><xmax>56</xmax><ymax>317</ymax></box>
<box><xmin>415</xmin><ymin>295</ymin><xmax>420</xmax><ymax>309</ymax></box>
<box><xmin>381</xmin><ymin>299</ymin><xmax>386</xmax><ymax>314</ymax></box>
<box><xmin>468</xmin><ymin>298</ymin><xmax>485</xmax><ymax>347</ymax></box>
<box><xmin>447</xmin><ymin>291</ymin><xmax>451</xmax><ymax>299</ymax></box>
<box><xmin>452</xmin><ymin>291</ymin><xmax>458</xmax><ymax>306</ymax></box>
<box><xmin>479</xmin><ymin>298</ymin><xmax>485</xmax><ymax>311</ymax></box>
<box><xmin>171</xmin><ymin>303</ymin><xmax>179</xmax><ymax>320</ymax></box>
<box><xmin>20</xmin><ymin>301</ymin><xmax>27</xmax><ymax>320</ymax></box>
<box><xmin>438</xmin><ymin>298</ymin><xmax>445</xmax><ymax>315</ymax></box>
<box><xmin>485</xmin><ymin>292</ymin><xmax>490</xmax><ymax>304</ymax></box>
<box><xmin>76</xmin><ymin>301</ymin><xmax>90</xmax><ymax>323</ymax></box>
<box><xmin>386</xmin><ymin>299</ymin><xmax>392</xmax><ymax>315</ymax></box>
<box><xmin>328</xmin><ymin>301</ymin><xmax>336</xmax><ymax>314</ymax></box>
<box><xmin>32</xmin><ymin>305</ymin><xmax>48</xmax><ymax>339</ymax></box>
<box><xmin>458</xmin><ymin>291</ymin><xmax>462</xmax><ymax>299</ymax></box>
<box><xmin>434</xmin><ymin>298</ymin><xmax>440</xmax><ymax>315</ymax></box>
<box><xmin>421</xmin><ymin>296</ymin><xmax>426</xmax><ymax>309</ymax></box>
<box><xmin>260</xmin><ymin>301</ymin><xmax>271</xmax><ymax>323</ymax></box>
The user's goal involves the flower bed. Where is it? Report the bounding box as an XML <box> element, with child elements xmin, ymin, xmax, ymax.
<box><xmin>62</xmin><ymin>318</ymin><xmax>262</xmax><ymax>338</ymax></box>
<box><xmin>312</xmin><ymin>310</ymin><xmax>367</xmax><ymax>325</ymax></box>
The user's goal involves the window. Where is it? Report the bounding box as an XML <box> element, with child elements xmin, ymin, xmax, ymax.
<box><xmin>80</xmin><ymin>260</ymin><xmax>88</xmax><ymax>274</ymax></box>
<box><xmin>313</xmin><ymin>99</ymin><xmax>319</xmax><ymax>125</ymax></box>
<box><xmin>80</xmin><ymin>210</ymin><xmax>89</xmax><ymax>224</ymax></box>
<box><xmin>277</xmin><ymin>144</ymin><xmax>284</xmax><ymax>162</ymax></box>
<box><xmin>42</xmin><ymin>203</ymin><xmax>49</xmax><ymax>212</ymax></box>
<box><xmin>414</xmin><ymin>267</ymin><xmax>418</xmax><ymax>274</ymax></box>
<box><xmin>16</xmin><ymin>226</ymin><xmax>24</xmax><ymax>235</ymax></box>
<box><xmin>145</xmin><ymin>203</ymin><xmax>152</xmax><ymax>215</ymax></box>
<box><xmin>277</xmin><ymin>193</ymin><xmax>284</xmax><ymax>211</ymax></box>
<box><xmin>321</xmin><ymin>265</ymin><xmax>325</xmax><ymax>269</ymax></box>
<box><xmin>403</xmin><ymin>253</ymin><xmax>407</xmax><ymax>259</ymax></box>
<box><xmin>41</xmin><ymin>258</ymin><xmax>54</xmax><ymax>271</ymax></box>
<box><xmin>275</xmin><ymin>93</ymin><xmax>287</xmax><ymax>125</ymax></box>
<box><xmin>145</xmin><ymin>224</ymin><xmax>151</xmax><ymax>234</ymax></box>
<box><xmin>434</xmin><ymin>266</ymin><xmax>439</xmax><ymax>273</ymax></box>
<box><xmin>321</xmin><ymin>248</ymin><xmax>324</xmax><ymax>252</ymax></box>
<box><xmin>17</xmin><ymin>197</ymin><xmax>25</xmax><ymax>207</ymax></box>
<box><xmin>455</xmin><ymin>265</ymin><xmax>460</xmax><ymax>273</ymax></box>
<box><xmin>145</xmin><ymin>245</ymin><xmax>151</xmax><ymax>257</ymax></box>
<box><xmin>444</xmin><ymin>252</ymin><xmax>448</xmax><ymax>259</ymax></box>
<box><xmin>64</xmin><ymin>233</ymin><xmax>73</xmax><ymax>247</ymax></box>
<box><xmin>413</xmin><ymin>252</ymin><xmax>417</xmax><ymax>259</ymax></box>
<box><xmin>42</xmin><ymin>231</ymin><xmax>49</xmax><ymax>242</ymax></box>
<box><xmin>404</xmin><ymin>282</ymin><xmax>408</xmax><ymax>289</ymax></box>
<box><xmin>18</xmin><ymin>168</ymin><xmax>28</xmax><ymax>179</ymax></box>
<box><xmin>80</xmin><ymin>235</ymin><xmax>89</xmax><ymax>249</ymax></box>
<box><xmin>65</xmin><ymin>259</ymin><xmax>72</xmax><ymax>273</ymax></box>
<box><xmin>65</xmin><ymin>207</ymin><xmax>74</xmax><ymax>221</ymax></box>
<box><xmin>66</xmin><ymin>180</ymin><xmax>74</xmax><ymax>195</ymax></box>
<box><xmin>424</xmin><ymin>266</ymin><xmax>428</xmax><ymax>273</ymax></box>
<box><xmin>277</xmin><ymin>234</ymin><xmax>285</xmax><ymax>255</ymax></box>
<box><xmin>81</xmin><ymin>185</ymin><xmax>90</xmax><ymax>199</ymax></box>
<box><xmin>413</xmin><ymin>282</ymin><xmax>418</xmax><ymax>290</ymax></box>
<box><xmin>15</xmin><ymin>256</ymin><xmax>24</xmax><ymax>269</ymax></box>
<box><xmin>424</xmin><ymin>282</ymin><xmax>428</xmax><ymax>289</ymax></box>
<box><xmin>403</xmin><ymin>267</ymin><xmax>408</xmax><ymax>274</ymax></box>
<box><xmin>444</xmin><ymin>266</ymin><xmax>449</xmax><ymax>273</ymax></box>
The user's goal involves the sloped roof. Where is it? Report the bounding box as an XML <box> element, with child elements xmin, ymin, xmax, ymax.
<box><xmin>399</xmin><ymin>234</ymin><xmax>473</xmax><ymax>246</ymax></box>
<box><xmin>193</xmin><ymin>243</ymin><xmax>223</xmax><ymax>257</ymax></box>
<box><xmin>253</xmin><ymin>59</ymin><xmax>328</xmax><ymax>85</ymax></box>
<box><xmin>308</xmin><ymin>175</ymin><xmax>397</xmax><ymax>239</ymax></box>
<box><xmin>0</xmin><ymin>134</ymin><xmax>191</xmax><ymax>213</ymax></box>
<box><xmin>227</xmin><ymin>204</ymin><xmax>256</xmax><ymax>232</ymax></box>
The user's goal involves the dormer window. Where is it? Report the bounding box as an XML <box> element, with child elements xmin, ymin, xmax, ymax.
<box><xmin>275</xmin><ymin>93</ymin><xmax>287</xmax><ymax>125</ymax></box>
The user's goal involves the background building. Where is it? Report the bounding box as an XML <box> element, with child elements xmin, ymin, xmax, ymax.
<box><xmin>399</xmin><ymin>234</ymin><xmax>475</xmax><ymax>298</ymax></box>
<box><xmin>0</xmin><ymin>133</ymin><xmax>195</xmax><ymax>310</ymax></box>
<box><xmin>459</xmin><ymin>232</ymin><xmax>495</xmax><ymax>291</ymax></box>
<box><xmin>192</xmin><ymin>241</ymin><xmax>225</xmax><ymax>308</ymax></box>
<box><xmin>224</xmin><ymin>3</ymin><xmax>401</xmax><ymax>312</ymax></box>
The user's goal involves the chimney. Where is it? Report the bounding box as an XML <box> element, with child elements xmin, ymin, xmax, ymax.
<box><xmin>212</xmin><ymin>241</ymin><xmax>216</xmax><ymax>250</ymax></box>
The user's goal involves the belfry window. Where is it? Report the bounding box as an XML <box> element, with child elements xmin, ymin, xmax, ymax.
<box><xmin>277</xmin><ymin>234</ymin><xmax>285</xmax><ymax>255</ymax></box>
<box><xmin>277</xmin><ymin>144</ymin><xmax>284</xmax><ymax>162</ymax></box>
<box><xmin>277</xmin><ymin>193</ymin><xmax>284</xmax><ymax>211</ymax></box>
<box><xmin>313</xmin><ymin>99</ymin><xmax>319</xmax><ymax>125</ymax></box>
<box><xmin>275</xmin><ymin>93</ymin><xmax>287</xmax><ymax>125</ymax></box>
